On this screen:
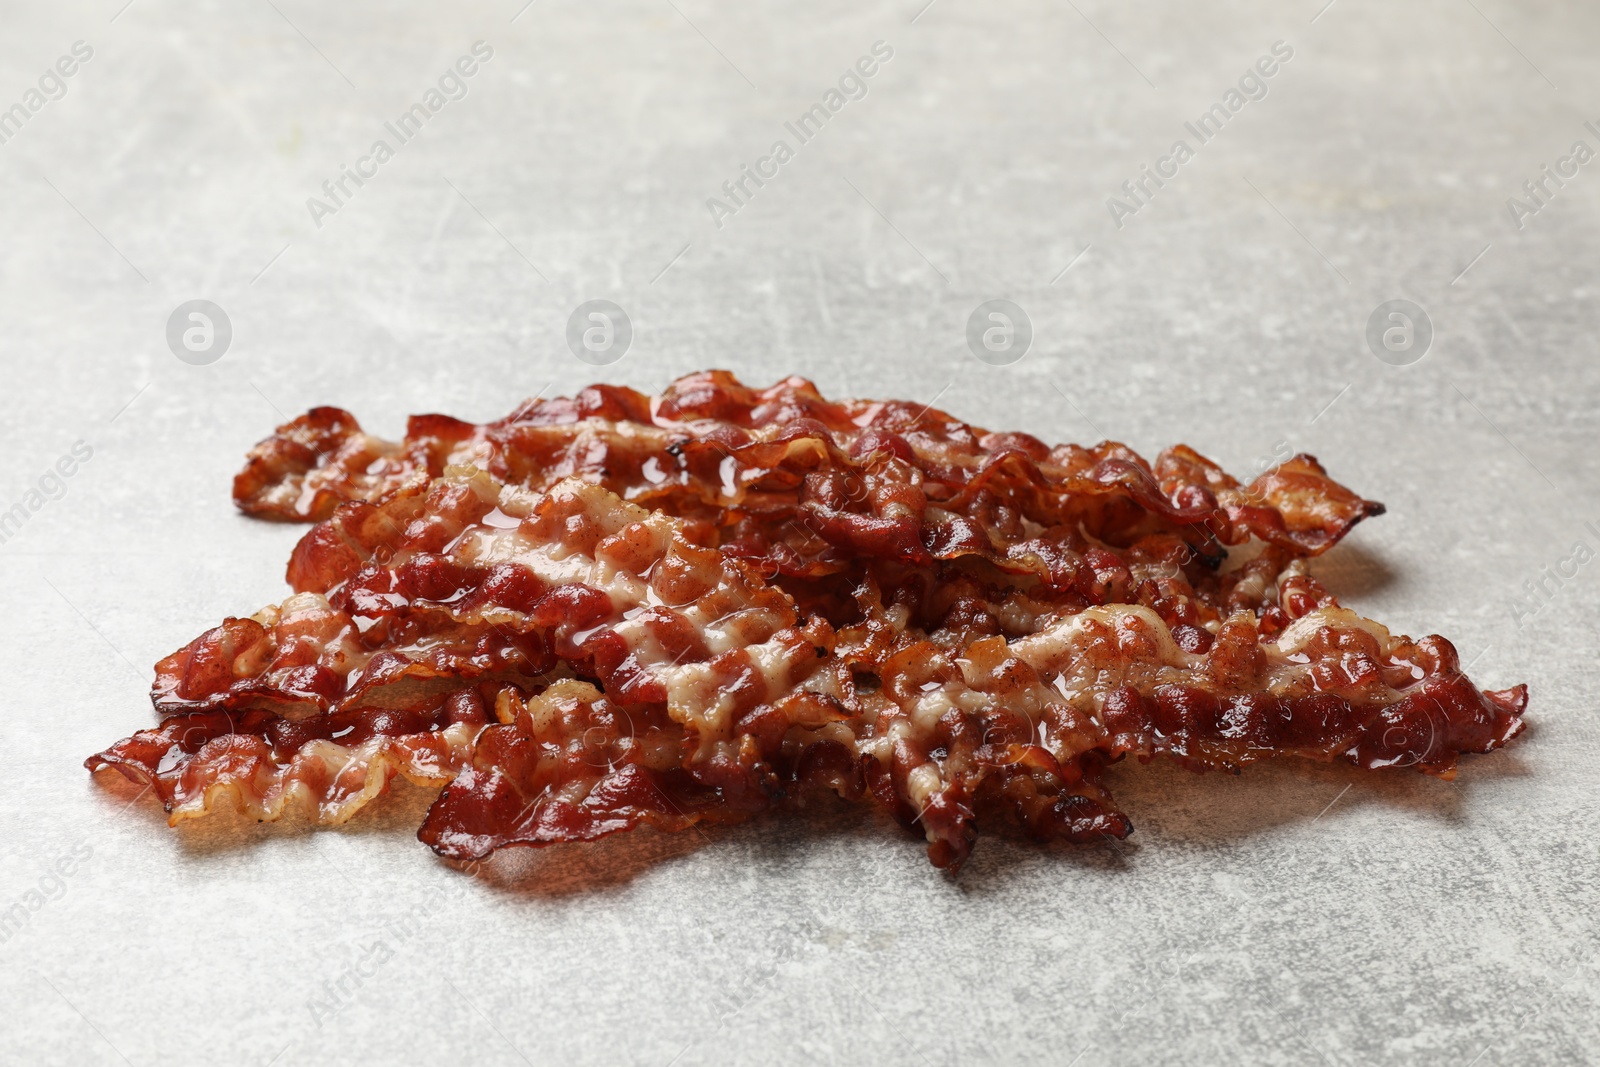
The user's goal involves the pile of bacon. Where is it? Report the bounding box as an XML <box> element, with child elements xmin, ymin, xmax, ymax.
<box><xmin>86</xmin><ymin>371</ymin><xmax>1527</xmax><ymax>870</ymax></box>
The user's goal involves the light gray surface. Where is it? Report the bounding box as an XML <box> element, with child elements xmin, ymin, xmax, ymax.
<box><xmin>1</xmin><ymin>0</ymin><xmax>1597</xmax><ymax>1064</ymax></box>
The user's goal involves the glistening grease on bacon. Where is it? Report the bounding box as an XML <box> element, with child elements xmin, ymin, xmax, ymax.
<box><xmin>89</xmin><ymin>372</ymin><xmax>1525</xmax><ymax>872</ymax></box>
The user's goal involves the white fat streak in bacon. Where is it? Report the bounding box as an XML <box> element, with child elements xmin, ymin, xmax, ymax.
<box><xmin>1008</xmin><ymin>603</ymin><xmax>1408</xmax><ymax>715</ymax></box>
<box><xmin>1274</xmin><ymin>606</ymin><xmax>1397</xmax><ymax>658</ymax></box>
<box><xmin>239</xmin><ymin>592</ymin><xmax>374</xmax><ymax>691</ymax></box>
<box><xmin>165</xmin><ymin>721</ymin><xmax>480</xmax><ymax>826</ymax></box>
<box><xmin>286</xmin><ymin>430</ymin><xmax>407</xmax><ymax>516</ymax></box>
<box><xmin>659</xmin><ymin>633</ymin><xmax>817</xmax><ymax>752</ymax></box>
<box><xmin>455</xmin><ymin>480</ymin><xmax>793</xmax><ymax>648</ymax></box>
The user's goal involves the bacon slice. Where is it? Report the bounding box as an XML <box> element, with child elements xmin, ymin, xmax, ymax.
<box><xmin>88</xmin><ymin>373</ymin><xmax>1524</xmax><ymax>873</ymax></box>
<box><xmin>234</xmin><ymin>371</ymin><xmax>1384</xmax><ymax>581</ymax></box>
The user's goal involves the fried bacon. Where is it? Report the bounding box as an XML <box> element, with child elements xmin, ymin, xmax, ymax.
<box><xmin>88</xmin><ymin>372</ymin><xmax>1526</xmax><ymax>872</ymax></box>
<box><xmin>90</xmin><ymin>475</ymin><xmax>841</xmax><ymax>827</ymax></box>
<box><xmin>233</xmin><ymin>370</ymin><xmax>1383</xmax><ymax>580</ymax></box>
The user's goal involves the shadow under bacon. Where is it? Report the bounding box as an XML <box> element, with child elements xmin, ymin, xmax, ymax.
<box><xmin>88</xmin><ymin>372</ymin><xmax>1525</xmax><ymax>873</ymax></box>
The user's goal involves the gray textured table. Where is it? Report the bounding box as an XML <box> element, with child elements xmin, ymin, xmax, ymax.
<box><xmin>2</xmin><ymin>1</ymin><xmax>1597</xmax><ymax>1064</ymax></box>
